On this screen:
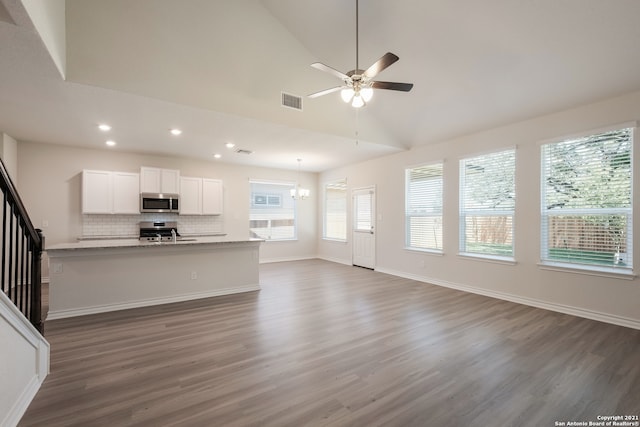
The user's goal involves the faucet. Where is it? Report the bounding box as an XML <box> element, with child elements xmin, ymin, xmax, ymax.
<box><xmin>171</xmin><ymin>229</ymin><xmax>176</xmax><ymax>243</ymax></box>
<box><xmin>155</xmin><ymin>233</ymin><xmax>162</xmax><ymax>242</ymax></box>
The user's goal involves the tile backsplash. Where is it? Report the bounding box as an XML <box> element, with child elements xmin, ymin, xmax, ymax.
<box><xmin>82</xmin><ymin>214</ymin><xmax>224</xmax><ymax>238</ymax></box>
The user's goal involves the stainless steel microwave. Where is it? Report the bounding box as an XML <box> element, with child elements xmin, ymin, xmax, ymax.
<box><xmin>140</xmin><ymin>193</ymin><xmax>180</xmax><ymax>213</ymax></box>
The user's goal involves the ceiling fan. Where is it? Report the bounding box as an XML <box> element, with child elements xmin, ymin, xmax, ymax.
<box><xmin>308</xmin><ymin>0</ymin><xmax>414</xmax><ymax>108</ymax></box>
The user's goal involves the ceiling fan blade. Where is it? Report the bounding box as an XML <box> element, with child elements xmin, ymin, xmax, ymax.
<box><xmin>363</xmin><ymin>52</ymin><xmax>400</xmax><ymax>79</ymax></box>
<box><xmin>311</xmin><ymin>62</ymin><xmax>350</xmax><ymax>81</ymax></box>
<box><xmin>371</xmin><ymin>81</ymin><xmax>414</xmax><ymax>92</ymax></box>
<box><xmin>308</xmin><ymin>86</ymin><xmax>343</xmax><ymax>98</ymax></box>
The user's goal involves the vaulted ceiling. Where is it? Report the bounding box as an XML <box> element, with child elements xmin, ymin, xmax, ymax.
<box><xmin>2</xmin><ymin>0</ymin><xmax>640</xmax><ymax>172</ymax></box>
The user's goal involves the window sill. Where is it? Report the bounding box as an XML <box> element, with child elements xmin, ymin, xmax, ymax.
<box><xmin>458</xmin><ymin>252</ymin><xmax>517</xmax><ymax>266</ymax></box>
<box><xmin>538</xmin><ymin>261</ymin><xmax>635</xmax><ymax>280</ymax></box>
<box><xmin>405</xmin><ymin>247</ymin><xmax>443</xmax><ymax>256</ymax></box>
<box><xmin>322</xmin><ymin>238</ymin><xmax>347</xmax><ymax>244</ymax></box>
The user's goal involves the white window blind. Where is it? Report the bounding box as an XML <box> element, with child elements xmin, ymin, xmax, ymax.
<box><xmin>405</xmin><ymin>163</ymin><xmax>443</xmax><ymax>251</ymax></box>
<box><xmin>541</xmin><ymin>127</ymin><xmax>633</xmax><ymax>270</ymax></box>
<box><xmin>460</xmin><ymin>149</ymin><xmax>515</xmax><ymax>258</ymax></box>
<box><xmin>354</xmin><ymin>191</ymin><xmax>372</xmax><ymax>232</ymax></box>
<box><xmin>324</xmin><ymin>179</ymin><xmax>347</xmax><ymax>241</ymax></box>
<box><xmin>249</xmin><ymin>181</ymin><xmax>296</xmax><ymax>240</ymax></box>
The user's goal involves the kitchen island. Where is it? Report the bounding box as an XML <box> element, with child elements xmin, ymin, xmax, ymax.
<box><xmin>46</xmin><ymin>236</ymin><xmax>263</xmax><ymax>319</ymax></box>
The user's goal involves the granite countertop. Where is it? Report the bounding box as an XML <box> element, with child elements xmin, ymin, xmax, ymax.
<box><xmin>76</xmin><ymin>233</ymin><xmax>228</xmax><ymax>241</ymax></box>
<box><xmin>46</xmin><ymin>235</ymin><xmax>263</xmax><ymax>252</ymax></box>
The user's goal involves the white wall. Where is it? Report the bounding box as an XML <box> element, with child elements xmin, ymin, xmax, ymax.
<box><xmin>318</xmin><ymin>90</ymin><xmax>640</xmax><ymax>328</ymax></box>
<box><xmin>20</xmin><ymin>0</ymin><xmax>66</xmax><ymax>79</ymax></box>
<box><xmin>1</xmin><ymin>132</ymin><xmax>18</xmax><ymax>184</ymax></box>
<box><xmin>17</xmin><ymin>142</ymin><xmax>318</xmax><ymax>265</ymax></box>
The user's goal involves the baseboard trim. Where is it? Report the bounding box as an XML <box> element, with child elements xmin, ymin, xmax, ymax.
<box><xmin>46</xmin><ymin>284</ymin><xmax>261</xmax><ymax>320</ymax></box>
<box><xmin>260</xmin><ymin>256</ymin><xmax>315</xmax><ymax>264</ymax></box>
<box><xmin>316</xmin><ymin>255</ymin><xmax>352</xmax><ymax>266</ymax></box>
<box><xmin>376</xmin><ymin>267</ymin><xmax>640</xmax><ymax>330</ymax></box>
<box><xmin>3</xmin><ymin>375</ymin><xmax>43</xmax><ymax>427</ymax></box>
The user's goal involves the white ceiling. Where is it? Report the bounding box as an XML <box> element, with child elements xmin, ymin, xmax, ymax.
<box><xmin>2</xmin><ymin>0</ymin><xmax>640</xmax><ymax>172</ymax></box>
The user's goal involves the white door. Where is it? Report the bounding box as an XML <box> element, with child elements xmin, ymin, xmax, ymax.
<box><xmin>352</xmin><ymin>187</ymin><xmax>375</xmax><ymax>269</ymax></box>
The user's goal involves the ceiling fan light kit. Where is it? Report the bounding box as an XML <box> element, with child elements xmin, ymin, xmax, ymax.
<box><xmin>341</xmin><ymin>87</ymin><xmax>355</xmax><ymax>103</ymax></box>
<box><xmin>308</xmin><ymin>0</ymin><xmax>413</xmax><ymax>108</ymax></box>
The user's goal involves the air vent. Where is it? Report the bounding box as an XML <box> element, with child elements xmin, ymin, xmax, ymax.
<box><xmin>281</xmin><ymin>92</ymin><xmax>303</xmax><ymax>111</ymax></box>
<box><xmin>235</xmin><ymin>149</ymin><xmax>253</xmax><ymax>155</ymax></box>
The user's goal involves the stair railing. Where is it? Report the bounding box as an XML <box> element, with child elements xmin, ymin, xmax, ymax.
<box><xmin>0</xmin><ymin>158</ymin><xmax>44</xmax><ymax>333</ymax></box>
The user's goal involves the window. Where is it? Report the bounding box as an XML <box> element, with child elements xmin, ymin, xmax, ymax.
<box><xmin>405</xmin><ymin>163</ymin><xmax>443</xmax><ymax>251</ymax></box>
<box><xmin>460</xmin><ymin>148</ymin><xmax>515</xmax><ymax>259</ymax></box>
<box><xmin>541</xmin><ymin>127</ymin><xmax>633</xmax><ymax>271</ymax></box>
<box><xmin>252</xmin><ymin>193</ymin><xmax>281</xmax><ymax>207</ymax></box>
<box><xmin>249</xmin><ymin>181</ymin><xmax>296</xmax><ymax>240</ymax></box>
<box><xmin>324</xmin><ymin>179</ymin><xmax>347</xmax><ymax>241</ymax></box>
<box><xmin>354</xmin><ymin>191</ymin><xmax>372</xmax><ymax>232</ymax></box>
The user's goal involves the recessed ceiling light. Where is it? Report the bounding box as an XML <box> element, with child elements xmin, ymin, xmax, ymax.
<box><xmin>213</xmin><ymin>153</ymin><xmax>222</xmax><ymax>159</ymax></box>
<box><xmin>225</xmin><ymin>142</ymin><xmax>235</xmax><ymax>149</ymax></box>
<box><xmin>170</xmin><ymin>128</ymin><xmax>182</xmax><ymax>136</ymax></box>
<box><xmin>105</xmin><ymin>140</ymin><xmax>116</xmax><ymax>147</ymax></box>
<box><xmin>98</xmin><ymin>124</ymin><xmax>111</xmax><ymax>131</ymax></box>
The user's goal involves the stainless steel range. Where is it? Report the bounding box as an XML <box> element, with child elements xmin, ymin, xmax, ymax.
<box><xmin>139</xmin><ymin>221</ymin><xmax>180</xmax><ymax>242</ymax></box>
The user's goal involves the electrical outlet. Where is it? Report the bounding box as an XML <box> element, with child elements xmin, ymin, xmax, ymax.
<box><xmin>191</xmin><ymin>271</ymin><xmax>198</xmax><ymax>280</ymax></box>
<box><xmin>52</xmin><ymin>263</ymin><xmax>63</xmax><ymax>273</ymax></box>
<box><xmin>42</xmin><ymin>219</ymin><xmax>49</xmax><ymax>228</ymax></box>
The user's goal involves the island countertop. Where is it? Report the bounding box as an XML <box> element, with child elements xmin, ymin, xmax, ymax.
<box><xmin>46</xmin><ymin>235</ymin><xmax>263</xmax><ymax>320</ymax></box>
<box><xmin>46</xmin><ymin>235</ymin><xmax>263</xmax><ymax>252</ymax></box>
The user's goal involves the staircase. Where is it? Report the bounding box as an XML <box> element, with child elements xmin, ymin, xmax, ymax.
<box><xmin>0</xmin><ymin>158</ymin><xmax>44</xmax><ymax>332</ymax></box>
<box><xmin>0</xmin><ymin>157</ymin><xmax>48</xmax><ymax>427</ymax></box>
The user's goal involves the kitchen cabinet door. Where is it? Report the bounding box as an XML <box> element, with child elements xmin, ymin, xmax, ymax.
<box><xmin>113</xmin><ymin>172</ymin><xmax>140</xmax><ymax>214</ymax></box>
<box><xmin>140</xmin><ymin>167</ymin><xmax>180</xmax><ymax>194</ymax></box>
<box><xmin>140</xmin><ymin>167</ymin><xmax>161</xmax><ymax>193</ymax></box>
<box><xmin>202</xmin><ymin>179</ymin><xmax>223</xmax><ymax>215</ymax></box>
<box><xmin>161</xmin><ymin>169</ymin><xmax>180</xmax><ymax>194</ymax></box>
<box><xmin>82</xmin><ymin>170</ymin><xmax>112</xmax><ymax>214</ymax></box>
<box><xmin>179</xmin><ymin>177</ymin><xmax>202</xmax><ymax>215</ymax></box>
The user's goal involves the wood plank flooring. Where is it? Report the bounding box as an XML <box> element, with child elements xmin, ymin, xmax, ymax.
<box><xmin>19</xmin><ymin>259</ymin><xmax>640</xmax><ymax>426</ymax></box>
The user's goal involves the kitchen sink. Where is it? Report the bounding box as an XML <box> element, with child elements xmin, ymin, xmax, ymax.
<box><xmin>177</xmin><ymin>238</ymin><xmax>198</xmax><ymax>242</ymax></box>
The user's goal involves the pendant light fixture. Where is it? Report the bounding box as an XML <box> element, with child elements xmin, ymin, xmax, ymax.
<box><xmin>290</xmin><ymin>159</ymin><xmax>310</xmax><ymax>200</ymax></box>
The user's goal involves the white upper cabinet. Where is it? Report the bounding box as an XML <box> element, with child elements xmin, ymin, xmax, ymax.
<box><xmin>179</xmin><ymin>176</ymin><xmax>202</xmax><ymax>215</ymax></box>
<box><xmin>140</xmin><ymin>167</ymin><xmax>180</xmax><ymax>194</ymax></box>
<box><xmin>179</xmin><ymin>177</ymin><xmax>223</xmax><ymax>215</ymax></box>
<box><xmin>112</xmin><ymin>172</ymin><xmax>140</xmax><ymax>214</ymax></box>
<box><xmin>83</xmin><ymin>170</ymin><xmax>140</xmax><ymax>214</ymax></box>
<box><xmin>202</xmin><ymin>178</ymin><xmax>223</xmax><ymax>215</ymax></box>
<box><xmin>160</xmin><ymin>169</ymin><xmax>180</xmax><ymax>194</ymax></box>
<box><xmin>82</xmin><ymin>170</ymin><xmax>112</xmax><ymax>214</ymax></box>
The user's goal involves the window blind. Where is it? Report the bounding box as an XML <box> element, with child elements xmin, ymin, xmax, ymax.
<box><xmin>405</xmin><ymin>163</ymin><xmax>443</xmax><ymax>251</ymax></box>
<box><xmin>249</xmin><ymin>181</ymin><xmax>296</xmax><ymax>240</ymax></box>
<box><xmin>541</xmin><ymin>127</ymin><xmax>633</xmax><ymax>269</ymax></box>
<box><xmin>354</xmin><ymin>191</ymin><xmax>372</xmax><ymax>232</ymax></box>
<box><xmin>459</xmin><ymin>149</ymin><xmax>515</xmax><ymax>258</ymax></box>
<box><xmin>324</xmin><ymin>179</ymin><xmax>347</xmax><ymax>241</ymax></box>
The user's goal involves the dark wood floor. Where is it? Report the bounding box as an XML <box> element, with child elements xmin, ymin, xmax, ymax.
<box><xmin>20</xmin><ymin>259</ymin><xmax>640</xmax><ymax>426</ymax></box>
